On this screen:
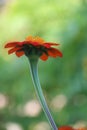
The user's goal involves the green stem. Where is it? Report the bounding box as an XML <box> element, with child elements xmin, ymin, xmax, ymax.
<box><xmin>28</xmin><ymin>56</ymin><xmax>58</xmax><ymax>130</ymax></box>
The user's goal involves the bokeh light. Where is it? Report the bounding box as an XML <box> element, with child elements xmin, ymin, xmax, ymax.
<box><xmin>6</xmin><ymin>122</ymin><xmax>23</xmax><ymax>130</ymax></box>
<box><xmin>0</xmin><ymin>93</ymin><xmax>8</xmax><ymax>109</ymax></box>
<box><xmin>33</xmin><ymin>122</ymin><xmax>50</xmax><ymax>130</ymax></box>
<box><xmin>23</xmin><ymin>100</ymin><xmax>41</xmax><ymax>117</ymax></box>
<box><xmin>51</xmin><ymin>94</ymin><xmax>67</xmax><ymax>111</ymax></box>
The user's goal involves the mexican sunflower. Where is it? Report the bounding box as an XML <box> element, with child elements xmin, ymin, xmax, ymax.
<box><xmin>77</xmin><ymin>128</ymin><xmax>87</xmax><ymax>130</ymax></box>
<box><xmin>59</xmin><ymin>126</ymin><xmax>74</xmax><ymax>130</ymax></box>
<box><xmin>4</xmin><ymin>36</ymin><xmax>63</xmax><ymax>130</ymax></box>
<box><xmin>4</xmin><ymin>36</ymin><xmax>62</xmax><ymax>60</ymax></box>
<box><xmin>59</xmin><ymin>126</ymin><xmax>87</xmax><ymax>130</ymax></box>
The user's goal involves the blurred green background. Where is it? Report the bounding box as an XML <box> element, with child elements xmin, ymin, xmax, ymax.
<box><xmin>0</xmin><ymin>0</ymin><xmax>87</xmax><ymax>130</ymax></box>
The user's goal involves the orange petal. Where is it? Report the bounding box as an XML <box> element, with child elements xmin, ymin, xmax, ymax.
<box><xmin>59</xmin><ymin>126</ymin><xmax>74</xmax><ymax>130</ymax></box>
<box><xmin>8</xmin><ymin>47</ymin><xmax>21</xmax><ymax>54</ymax></box>
<box><xmin>40</xmin><ymin>53</ymin><xmax>48</xmax><ymax>61</ymax></box>
<box><xmin>25</xmin><ymin>36</ymin><xmax>33</xmax><ymax>41</ymax></box>
<box><xmin>4</xmin><ymin>42</ymin><xmax>19</xmax><ymax>48</ymax></box>
<box><xmin>43</xmin><ymin>43</ymin><xmax>59</xmax><ymax>48</ymax></box>
<box><xmin>34</xmin><ymin>37</ymin><xmax>44</xmax><ymax>44</ymax></box>
<box><xmin>15</xmin><ymin>51</ymin><xmax>24</xmax><ymax>57</ymax></box>
<box><xmin>48</xmin><ymin>48</ymin><xmax>63</xmax><ymax>57</ymax></box>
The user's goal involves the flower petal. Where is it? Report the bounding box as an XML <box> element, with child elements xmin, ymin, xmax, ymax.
<box><xmin>15</xmin><ymin>51</ymin><xmax>24</xmax><ymax>57</ymax></box>
<box><xmin>26</xmin><ymin>36</ymin><xmax>45</xmax><ymax>44</ymax></box>
<box><xmin>40</xmin><ymin>53</ymin><xmax>48</xmax><ymax>61</ymax></box>
<box><xmin>25</xmin><ymin>36</ymin><xmax>33</xmax><ymax>41</ymax></box>
<box><xmin>4</xmin><ymin>42</ymin><xmax>19</xmax><ymax>48</ymax></box>
<box><xmin>44</xmin><ymin>42</ymin><xmax>59</xmax><ymax>46</ymax></box>
<box><xmin>34</xmin><ymin>37</ymin><xmax>44</xmax><ymax>44</ymax></box>
<box><xmin>8</xmin><ymin>47</ymin><xmax>21</xmax><ymax>54</ymax></box>
<box><xmin>44</xmin><ymin>43</ymin><xmax>59</xmax><ymax>48</ymax></box>
<box><xmin>48</xmin><ymin>48</ymin><xmax>63</xmax><ymax>57</ymax></box>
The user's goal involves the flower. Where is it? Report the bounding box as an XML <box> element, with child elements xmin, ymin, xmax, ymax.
<box><xmin>77</xmin><ymin>128</ymin><xmax>87</xmax><ymax>130</ymax></box>
<box><xmin>5</xmin><ymin>35</ymin><xmax>63</xmax><ymax>130</ymax></box>
<box><xmin>59</xmin><ymin>126</ymin><xmax>87</xmax><ymax>130</ymax></box>
<box><xmin>59</xmin><ymin>126</ymin><xmax>75</xmax><ymax>130</ymax></box>
<box><xmin>4</xmin><ymin>36</ymin><xmax>62</xmax><ymax>61</ymax></box>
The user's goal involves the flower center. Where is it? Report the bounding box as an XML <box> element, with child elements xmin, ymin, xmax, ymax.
<box><xmin>23</xmin><ymin>44</ymin><xmax>48</xmax><ymax>57</ymax></box>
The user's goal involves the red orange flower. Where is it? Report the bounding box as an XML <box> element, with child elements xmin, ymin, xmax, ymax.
<box><xmin>59</xmin><ymin>126</ymin><xmax>75</xmax><ymax>130</ymax></box>
<box><xmin>4</xmin><ymin>36</ymin><xmax>62</xmax><ymax>61</ymax></box>
<box><xmin>59</xmin><ymin>126</ymin><xmax>87</xmax><ymax>130</ymax></box>
<box><xmin>77</xmin><ymin>128</ymin><xmax>87</xmax><ymax>130</ymax></box>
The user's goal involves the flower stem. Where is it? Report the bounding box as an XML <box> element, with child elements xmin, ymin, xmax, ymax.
<box><xmin>28</xmin><ymin>56</ymin><xmax>58</xmax><ymax>130</ymax></box>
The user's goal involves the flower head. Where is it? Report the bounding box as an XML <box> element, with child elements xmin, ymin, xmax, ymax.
<box><xmin>59</xmin><ymin>126</ymin><xmax>75</xmax><ymax>130</ymax></box>
<box><xmin>59</xmin><ymin>126</ymin><xmax>87</xmax><ymax>130</ymax></box>
<box><xmin>4</xmin><ymin>36</ymin><xmax>62</xmax><ymax>61</ymax></box>
<box><xmin>77</xmin><ymin>128</ymin><xmax>87</xmax><ymax>130</ymax></box>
